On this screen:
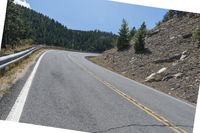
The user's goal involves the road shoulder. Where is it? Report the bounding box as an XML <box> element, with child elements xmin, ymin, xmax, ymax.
<box><xmin>0</xmin><ymin>49</ymin><xmax>46</xmax><ymax>120</ymax></box>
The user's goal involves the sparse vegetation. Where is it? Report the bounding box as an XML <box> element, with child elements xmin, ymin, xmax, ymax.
<box><xmin>193</xmin><ymin>27</ymin><xmax>200</xmax><ymax>44</ymax></box>
<box><xmin>156</xmin><ymin>10</ymin><xmax>189</xmax><ymax>26</ymax></box>
<box><xmin>90</xmin><ymin>11</ymin><xmax>200</xmax><ymax>103</ymax></box>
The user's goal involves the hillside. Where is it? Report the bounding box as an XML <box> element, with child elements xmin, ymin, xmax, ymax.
<box><xmin>92</xmin><ymin>13</ymin><xmax>200</xmax><ymax>104</ymax></box>
<box><xmin>2</xmin><ymin>0</ymin><xmax>116</xmax><ymax>52</ymax></box>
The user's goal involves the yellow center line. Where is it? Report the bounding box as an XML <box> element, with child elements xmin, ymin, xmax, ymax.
<box><xmin>68</xmin><ymin>54</ymin><xmax>187</xmax><ymax>133</ymax></box>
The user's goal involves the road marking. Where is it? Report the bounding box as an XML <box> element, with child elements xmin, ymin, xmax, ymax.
<box><xmin>82</xmin><ymin>54</ymin><xmax>195</xmax><ymax>108</ymax></box>
<box><xmin>68</xmin><ymin>53</ymin><xmax>187</xmax><ymax>133</ymax></box>
<box><xmin>6</xmin><ymin>51</ymin><xmax>48</xmax><ymax>122</ymax></box>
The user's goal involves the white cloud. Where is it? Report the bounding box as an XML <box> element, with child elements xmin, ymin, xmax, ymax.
<box><xmin>14</xmin><ymin>0</ymin><xmax>31</xmax><ymax>8</ymax></box>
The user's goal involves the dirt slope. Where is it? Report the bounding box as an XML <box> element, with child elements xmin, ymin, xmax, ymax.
<box><xmin>92</xmin><ymin>14</ymin><xmax>200</xmax><ymax>104</ymax></box>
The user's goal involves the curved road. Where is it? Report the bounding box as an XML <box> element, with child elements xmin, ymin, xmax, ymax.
<box><xmin>4</xmin><ymin>50</ymin><xmax>196</xmax><ymax>133</ymax></box>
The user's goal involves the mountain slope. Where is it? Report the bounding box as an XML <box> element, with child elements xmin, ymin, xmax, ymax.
<box><xmin>2</xmin><ymin>0</ymin><xmax>116</xmax><ymax>52</ymax></box>
<box><xmin>92</xmin><ymin>13</ymin><xmax>200</xmax><ymax>103</ymax></box>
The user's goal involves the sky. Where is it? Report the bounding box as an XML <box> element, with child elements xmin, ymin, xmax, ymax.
<box><xmin>14</xmin><ymin>0</ymin><xmax>167</xmax><ymax>34</ymax></box>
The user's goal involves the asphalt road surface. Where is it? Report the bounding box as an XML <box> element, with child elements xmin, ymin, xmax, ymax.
<box><xmin>4</xmin><ymin>50</ymin><xmax>196</xmax><ymax>133</ymax></box>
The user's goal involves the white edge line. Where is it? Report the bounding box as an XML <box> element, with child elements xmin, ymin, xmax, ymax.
<box><xmin>6</xmin><ymin>51</ymin><xmax>49</xmax><ymax>122</ymax></box>
<box><xmin>84</xmin><ymin>55</ymin><xmax>196</xmax><ymax>109</ymax></box>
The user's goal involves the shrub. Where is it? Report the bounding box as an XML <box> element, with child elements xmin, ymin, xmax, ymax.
<box><xmin>193</xmin><ymin>27</ymin><xmax>200</xmax><ymax>43</ymax></box>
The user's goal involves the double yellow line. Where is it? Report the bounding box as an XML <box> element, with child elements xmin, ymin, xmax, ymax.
<box><xmin>68</xmin><ymin>54</ymin><xmax>187</xmax><ymax>133</ymax></box>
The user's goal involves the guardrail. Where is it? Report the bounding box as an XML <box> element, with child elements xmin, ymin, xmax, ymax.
<box><xmin>0</xmin><ymin>47</ymin><xmax>37</xmax><ymax>70</ymax></box>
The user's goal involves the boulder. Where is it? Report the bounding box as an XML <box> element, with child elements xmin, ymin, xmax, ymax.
<box><xmin>122</xmin><ymin>71</ymin><xmax>127</xmax><ymax>75</ymax></box>
<box><xmin>180</xmin><ymin>54</ymin><xmax>187</xmax><ymax>61</ymax></box>
<box><xmin>145</xmin><ymin>73</ymin><xmax>157</xmax><ymax>82</ymax></box>
<box><xmin>145</xmin><ymin>67</ymin><xmax>167</xmax><ymax>82</ymax></box>
<box><xmin>170</xmin><ymin>88</ymin><xmax>175</xmax><ymax>91</ymax></box>
<box><xmin>157</xmin><ymin>67</ymin><xmax>167</xmax><ymax>74</ymax></box>
<box><xmin>173</xmin><ymin>73</ymin><xmax>183</xmax><ymax>79</ymax></box>
<box><xmin>182</xmin><ymin>33</ymin><xmax>192</xmax><ymax>39</ymax></box>
<box><xmin>182</xmin><ymin>50</ymin><xmax>187</xmax><ymax>55</ymax></box>
<box><xmin>180</xmin><ymin>50</ymin><xmax>188</xmax><ymax>61</ymax></box>
<box><xmin>170</xmin><ymin>36</ymin><xmax>175</xmax><ymax>40</ymax></box>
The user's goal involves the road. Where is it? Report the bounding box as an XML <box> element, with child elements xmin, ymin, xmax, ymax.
<box><xmin>3</xmin><ymin>50</ymin><xmax>196</xmax><ymax>133</ymax></box>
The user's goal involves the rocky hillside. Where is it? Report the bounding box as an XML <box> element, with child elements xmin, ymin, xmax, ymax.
<box><xmin>92</xmin><ymin>13</ymin><xmax>200</xmax><ymax>104</ymax></box>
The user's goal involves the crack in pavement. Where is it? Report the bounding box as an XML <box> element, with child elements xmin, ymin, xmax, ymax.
<box><xmin>91</xmin><ymin>123</ymin><xmax>193</xmax><ymax>133</ymax></box>
<box><xmin>68</xmin><ymin>53</ymin><xmax>189</xmax><ymax>133</ymax></box>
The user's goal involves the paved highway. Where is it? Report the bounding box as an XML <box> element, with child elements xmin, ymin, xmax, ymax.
<box><xmin>4</xmin><ymin>50</ymin><xmax>196</xmax><ymax>133</ymax></box>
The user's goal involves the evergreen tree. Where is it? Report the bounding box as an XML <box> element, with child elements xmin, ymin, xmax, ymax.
<box><xmin>129</xmin><ymin>27</ymin><xmax>136</xmax><ymax>40</ymax></box>
<box><xmin>133</xmin><ymin>22</ymin><xmax>147</xmax><ymax>53</ymax></box>
<box><xmin>117</xmin><ymin>19</ymin><xmax>130</xmax><ymax>50</ymax></box>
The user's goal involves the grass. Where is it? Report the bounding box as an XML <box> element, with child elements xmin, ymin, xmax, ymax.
<box><xmin>86</xmin><ymin>56</ymin><xmax>98</xmax><ymax>63</ymax></box>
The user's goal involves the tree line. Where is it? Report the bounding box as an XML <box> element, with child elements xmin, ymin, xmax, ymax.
<box><xmin>156</xmin><ymin>10</ymin><xmax>196</xmax><ymax>26</ymax></box>
<box><xmin>2</xmin><ymin>0</ymin><xmax>116</xmax><ymax>53</ymax></box>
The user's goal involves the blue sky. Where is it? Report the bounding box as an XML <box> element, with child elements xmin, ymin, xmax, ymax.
<box><xmin>27</xmin><ymin>0</ymin><xmax>167</xmax><ymax>34</ymax></box>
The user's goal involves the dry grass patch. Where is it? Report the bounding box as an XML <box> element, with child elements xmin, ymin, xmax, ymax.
<box><xmin>0</xmin><ymin>48</ymin><xmax>47</xmax><ymax>97</ymax></box>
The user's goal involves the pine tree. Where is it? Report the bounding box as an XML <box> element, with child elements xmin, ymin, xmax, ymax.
<box><xmin>129</xmin><ymin>27</ymin><xmax>136</xmax><ymax>40</ymax></box>
<box><xmin>117</xmin><ymin>19</ymin><xmax>130</xmax><ymax>50</ymax></box>
<box><xmin>133</xmin><ymin>22</ymin><xmax>147</xmax><ymax>53</ymax></box>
